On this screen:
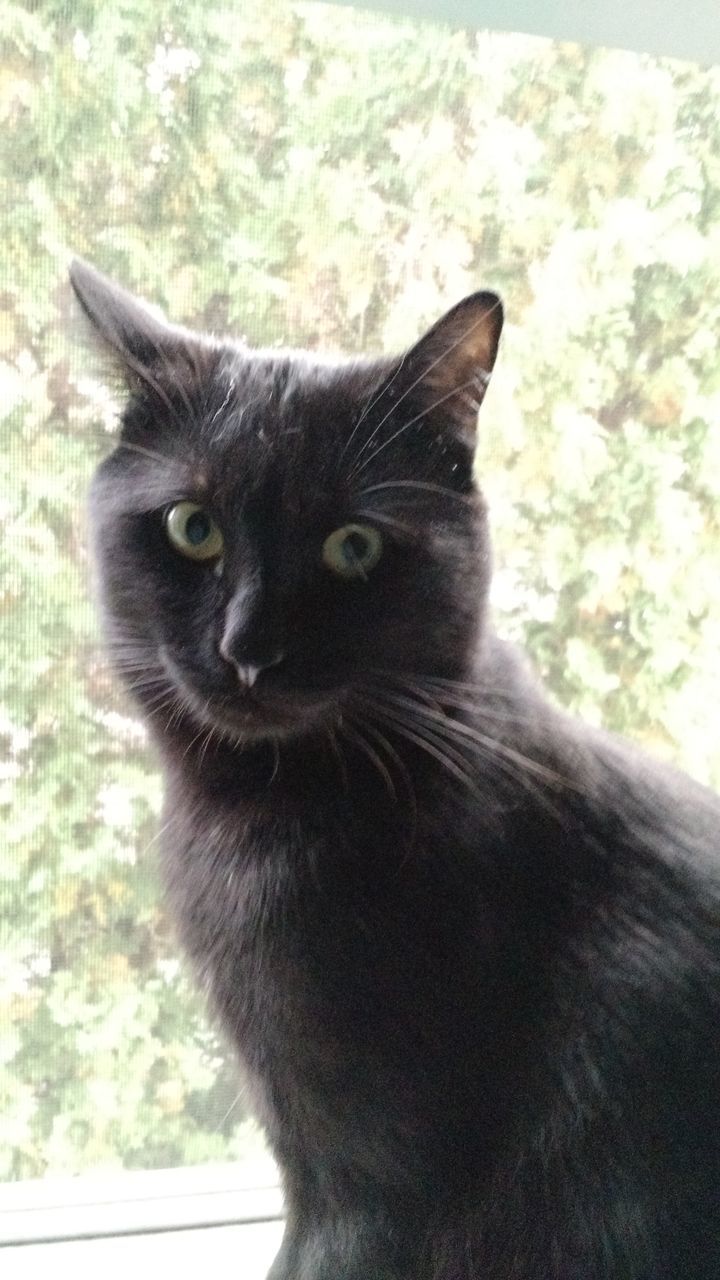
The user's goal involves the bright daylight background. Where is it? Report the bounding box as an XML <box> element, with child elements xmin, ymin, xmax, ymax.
<box><xmin>1</xmin><ymin>0</ymin><xmax>719</xmax><ymax>1183</ymax></box>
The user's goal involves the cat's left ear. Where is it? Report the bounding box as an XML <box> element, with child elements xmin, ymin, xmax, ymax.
<box><xmin>402</xmin><ymin>291</ymin><xmax>503</xmax><ymax>444</ymax></box>
<box><xmin>69</xmin><ymin>258</ymin><xmax>186</xmax><ymax>389</ymax></box>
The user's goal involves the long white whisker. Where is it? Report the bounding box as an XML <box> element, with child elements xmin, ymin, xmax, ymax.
<box><xmin>372</xmin><ymin>682</ymin><xmax>574</xmax><ymax>826</ymax></box>
<box><xmin>357</xmin><ymin>480</ymin><xmax>474</xmax><ymax>506</ymax></box>
<box><xmin>354</xmin><ymin>509</ymin><xmax>418</xmax><ymax>539</ymax></box>
<box><xmin>361</xmin><ymin>696</ymin><xmax>482</xmax><ymax>797</ymax></box>
<box><xmin>115</xmin><ymin>439</ymin><xmax>172</xmax><ymax>465</ymax></box>
<box><xmin>346</xmin><ymin>712</ymin><xmax>418</xmax><ymax>832</ymax></box>
<box><xmin>197</xmin><ymin>726</ymin><xmax>215</xmax><ymax>769</ymax></box>
<box><xmin>268</xmin><ymin>738</ymin><xmax>281</xmax><ymax>785</ymax></box>
<box><xmin>339</xmin><ymin>719</ymin><xmax>398</xmax><ymax>801</ymax></box>
<box><xmin>376</xmin><ymin>688</ymin><xmax>570</xmax><ymax>792</ymax></box>
<box><xmin>327</xmin><ymin>726</ymin><xmax>350</xmax><ymax>794</ymax></box>
<box><xmin>138</xmin><ymin>819</ymin><xmax>174</xmax><ymax>860</ymax></box>
<box><xmin>181</xmin><ymin>716</ymin><xmax>211</xmax><ymax>763</ymax></box>
<box><xmin>212</xmin><ymin>1087</ymin><xmax>248</xmax><ymax>1135</ymax></box>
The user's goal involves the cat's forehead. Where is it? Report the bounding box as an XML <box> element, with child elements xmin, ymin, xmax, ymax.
<box><xmin>210</xmin><ymin>346</ymin><xmax>384</xmax><ymax>435</ymax></box>
<box><xmin>192</xmin><ymin>346</ymin><xmax>387</xmax><ymax>490</ymax></box>
<box><xmin>108</xmin><ymin>343</ymin><xmax>395</xmax><ymax>525</ymax></box>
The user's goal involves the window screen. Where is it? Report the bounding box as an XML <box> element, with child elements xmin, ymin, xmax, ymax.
<box><xmin>2</xmin><ymin>0</ymin><xmax>719</xmax><ymax>1188</ymax></box>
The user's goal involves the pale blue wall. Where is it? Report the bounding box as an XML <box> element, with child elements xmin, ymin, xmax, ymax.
<box><xmin>332</xmin><ymin>0</ymin><xmax>719</xmax><ymax>66</ymax></box>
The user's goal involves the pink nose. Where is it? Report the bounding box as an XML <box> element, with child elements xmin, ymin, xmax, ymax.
<box><xmin>219</xmin><ymin>646</ymin><xmax>285</xmax><ymax>688</ymax></box>
<box><xmin>234</xmin><ymin>663</ymin><xmax>261</xmax><ymax>689</ymax></box>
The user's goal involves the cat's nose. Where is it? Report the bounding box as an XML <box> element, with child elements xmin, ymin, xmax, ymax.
<box><xmin>219</xmin><ymin>645</ymin><xmax>285</xmax><ymax>689</ymax></box>
<box><xmin>233</xmin><ymin>659</ymin><xmax>281</xmax><ymax>689</ymax></box>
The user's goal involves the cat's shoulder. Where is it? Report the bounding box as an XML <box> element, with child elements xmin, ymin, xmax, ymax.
<box><xmin>481</xmin><ymin>633</ymin><xmax>720</xmax><ymax>885</ymax></box>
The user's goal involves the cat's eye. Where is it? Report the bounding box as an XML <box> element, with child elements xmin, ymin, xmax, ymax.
<box><xmin>165</xmin><ymin>501</ymin><xmax>224</xmax><ymax>562</ymax></box>
<box><xmin>322</xmin><ymin>523</ymin><xmax>383</xmax><ymax>579</ymax></box>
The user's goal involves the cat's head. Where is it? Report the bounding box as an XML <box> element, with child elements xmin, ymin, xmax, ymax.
<box><xmin>72</xmin><ymin>261</ymin><xmax>502</xmax><ymax>747</ymax></box>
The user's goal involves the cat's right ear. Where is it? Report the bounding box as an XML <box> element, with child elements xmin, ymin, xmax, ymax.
<box><xmin>399</xmin><ymin>290</ymin><xmax>503</xmax><ymax>446</ymax></box>
<box><xmin>69</xmin><ymin>258</ymin><xmax>180</xmax><ymax>387</ymax></box>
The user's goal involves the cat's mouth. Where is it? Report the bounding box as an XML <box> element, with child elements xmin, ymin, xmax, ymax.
<box><xmin>217</xmin><ymin>688</ymin><xmax>337</xmax><ymax>740</ymax></box>
<box><xmin>158</xmin><ymin>648</ymin><xmax>340</xmax><ymax>743</ymax></box>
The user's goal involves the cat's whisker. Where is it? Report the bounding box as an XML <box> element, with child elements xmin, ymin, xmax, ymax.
<box><xmin>381</xmin><ymin>716</ymin><xmax>482</xmax><ymax>799</ymax></box>
<box><xmin>373</xmin><ymin>669</ymin><xmax>525</xmax><ymax>702</ymax></box>
<box><xmin>81</xmin><ymin>433</ymin><xmax>172</xmax><ymax>467</ymax></box>
<box><xmin>417</xmin><ymin>689</ymin><xmax>537</xmax><ymax>727</ymax></box>
<box><xmin>165</xmin><ymin>701</ymin><xmax>186</xmax><ymax>733</ymax></box>
<box><xmin>106</xmin><ymin>637</ymin><xmax>157</xmax><ymax>652</ymax></box>
<box><xmin>360</xmin><ymin>694</ymin><xmax>483</xmax><ymax>799</ymax></box>
<box><xmin>416</xmin><ymin>673</ymin><xmax>511</xmax><ymax>691</ymax></box>
<box><xmin>112</xmin><ymin>666</ymin><xmax>167</xmax><ymax>687</ymax></box>
<box><xmin>354</xmin><ymin>716</ymin><xmax>415</xmax><ymax>805</ymax></box>
<box><xmin>115</xmin><ymin>439</ymin><xmax>173</xmax><ymax>466</ymax></box>
<box><xmin>344</xmin><ymin>712</ymin><xmax>419</xmax><ymax>830</ymax></box>
<box><xmin>107</xmin><ymin>666</ymin><xmax>178</xmax><ymax>711</ymax></box>
<box><xmin>198</xmin><ymin>726</ymin><xmax>216</xmax><ymax>770</ymax></box>
<box><xmin>117</xmin><ymin>684</ymin><xmax>172</xmax><ymax>710</ymax></box>
<box><xmin>141</xmin><ymin>688</ymin><xmax>174</xmax><ymax>711</ymax></box>
<box><xmin>181</xmin><ymin>718</ymin><xmax>212</xmax><ymax>763</ymax></box>
<box><xmin>114</xmin><ymin>659</ymin><xmax>162</xmax><ymax>672</ymax></box>
<box><xmin>138</xmin><ymin>820</ymin><xmax>173</xmax><ymax>860</ymax></box>
<box><xmin>212</xmin><ymin>1086</ymin><xmax>248</xmax><ymax>1135</ymax></box>
<box><xmin>356</xmin><ymin>480</ymin><xmax>474</xmax><ymax>507</ymax></box>
<box><xmin>360</xmin><ymin>677</ymin><xmax>561</xmax><ymax>815</ymax></box>
<box><xmin>365</xmin><ymin>666</ymin><xmax>503</xmax><ymax>704</ymax></box>
<box><xmin>366</xmin><ymin>683</ymin><xmax>573</xmax><ymax>826</ymax></box>
<box><xmin>145</xmin><ymin>693</ymin><xmax>184</xmax><ymax>724</ymax></box>
<box><xmin>326</xmin><ymin>726</ymin><xmax>350</xmax><ymax>795</ymax></box>
<box><xmin>354</xmin><ymin>509</ymin><xmax>418</xmax><ymax>539</ymax></box>
<box><xmin>376</xmin><ymin>685</ymin><xmax>572</xmax><ymax>791</ymax></box>
<box><xmin>106</xmin><ymin>665</ymin><xmax>160</xmax><ymax>681</ymax></box>
<box><xmin>106</xmin><ymin>640</ymin><xmax>168</xmax><ymax>665</ymax></box>
<box><xmin>372</xmin><ymin>672</ymin><xmax>541</xmax><ymax>727</ymax></box>
<box><xmin>338</xmin><ymin>719</ymin><xmax>398</xmax><ymax>802</ymax></box>
<box><xmin>269</xmin><ymin>738</ymin><xmax>281</xmax><ymax>786</ymax></box>
<box><xmin>112</xmin><ymin>669</ymin><xmax>172</xmax><ymax>700</ymax></box>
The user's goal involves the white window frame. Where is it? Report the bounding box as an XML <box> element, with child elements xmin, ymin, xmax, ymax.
<box><xmin>0</xmin><ymin>1164</ymin><xmax>284</xmax><ymax>1277</ymax></box>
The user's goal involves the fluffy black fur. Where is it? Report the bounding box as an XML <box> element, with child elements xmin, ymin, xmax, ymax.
<box><xmin>71</xmin><ymin>259</ymin><xmax>720</xmax><ymax>1279</ymax></box>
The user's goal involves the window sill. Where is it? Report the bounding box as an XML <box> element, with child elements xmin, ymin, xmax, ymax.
<box><xmin>0</xmin><ymin>1163</ymin><xmax>284</xmax><ymax>1279</ymax></box>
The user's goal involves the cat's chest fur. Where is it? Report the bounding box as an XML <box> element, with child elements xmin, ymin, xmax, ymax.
<box><xmin>159</xmin><ymin>763</ymin><xmax>528</xmax><ymax>1195</ymax></box>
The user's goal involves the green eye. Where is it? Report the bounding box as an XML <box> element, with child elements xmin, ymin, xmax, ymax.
<box><xmin>322</xmin><ymin>523</ymin><xmax>383</xmax><ymax>580</ymax></box>
<box><xmin>165</xmin><ymin>502</ymin><xmax>224</xmax><ymax>561</ymax></box>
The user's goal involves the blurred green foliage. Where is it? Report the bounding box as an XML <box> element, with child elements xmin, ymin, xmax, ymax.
<box><xmin>1</xmin><ymin>0</ymin><xmax>719</xmax><ymax>1180</ymax></box>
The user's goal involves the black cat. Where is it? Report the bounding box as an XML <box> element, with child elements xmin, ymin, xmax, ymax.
<box><xmin>71</xmin><ymin>259</ymin><xmax>720</xmax><ymax>1279</ymax></box>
